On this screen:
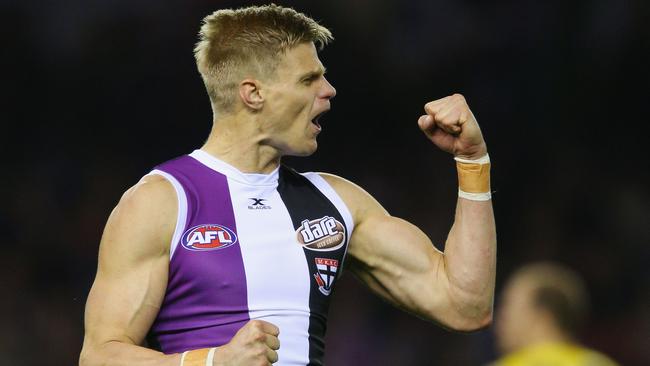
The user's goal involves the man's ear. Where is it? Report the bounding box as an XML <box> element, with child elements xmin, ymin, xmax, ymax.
<box><xmin>239</xmin><ymin>79</ymin><xmax>264</xmax><ymax>111</ymax></box>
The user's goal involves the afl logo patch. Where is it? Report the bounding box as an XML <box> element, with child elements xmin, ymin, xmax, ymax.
<box><xmin>181</xmin><ymin>224</ymin><xmax>238</xmax><ymax>251</ymax></box>
<box><xmin>296</xmin><ymin>216</ymin><xmax>345</xmax><ymax>251</ymax></box>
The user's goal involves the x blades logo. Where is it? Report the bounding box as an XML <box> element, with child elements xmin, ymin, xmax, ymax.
<box><xmin>248</xmin><ymin>198</ymin><xmax>271</xmax><ymax>210</ymax></box>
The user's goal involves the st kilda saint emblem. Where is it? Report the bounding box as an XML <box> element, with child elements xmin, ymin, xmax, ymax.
<box><xmin>314</xmin><ymin>258</ymin><xmax>339</xmax><ymax>296</ymax></box>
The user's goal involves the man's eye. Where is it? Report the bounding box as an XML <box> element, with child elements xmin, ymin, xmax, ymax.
<box><xmin>302</xmin><ymin>74</ymin><xmax>322</xmax><ymax>85</ymax></box>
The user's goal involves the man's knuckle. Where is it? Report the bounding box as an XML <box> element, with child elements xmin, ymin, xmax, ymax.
<box><xmin>270</xmin><ymin>350</ymin><xmax>279</xmax><ymax>363</ymax></box>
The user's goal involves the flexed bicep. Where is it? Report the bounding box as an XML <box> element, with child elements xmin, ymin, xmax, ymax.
<box><xmin>346</xmin><ymin>213</ymin><xmax>452</xmax><ymax>323</ymax></box>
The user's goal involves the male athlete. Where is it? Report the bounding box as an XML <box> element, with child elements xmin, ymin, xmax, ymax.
<box><xmin>80</xmin><ymin>5</ymin><xmax>496</xmax><ymax>366</ymax></box>
<box><xmin>491</xmin><ymin>262</ymin><xmax>618</xmax><ymax>366</ymax></box>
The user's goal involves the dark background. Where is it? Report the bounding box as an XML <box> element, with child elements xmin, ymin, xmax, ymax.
<box><xmin>2</xmin><ymin>0</ymin><xmax>649</xmax><ymax>365</ymax></box>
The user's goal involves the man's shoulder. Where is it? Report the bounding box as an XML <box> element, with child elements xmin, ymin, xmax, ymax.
<box><xmin>99</xmin><ymin>174</ymin><xmax>177</xmax><ymax>263</ymax></box>
<box><xmin>309</xmin><ymin>172</ymin><xmax>355</xmax><ymax>191</ymax></box>
<box><xmin>306</xmin><ymin>172</ymin><xmax>359</xmax><ymax>202</ymax></box>
<box><xmin>153</xmin><ymin>152</ymin><xmax>199</xmax><ymax>175</ymax></box>
<box><xmin>112</xmin><ymin>174</ymin><xmax>177</xmax><ymax>236</ymax></box>
<box><xmin>122</xmin><ymin>174</ymin><xmax>176</xmax><ymax>206</ymax></box>
<box><xmin>306</xmin><ymin>172</ymin><xmax>386</xmax><ymax>223</ymax></box>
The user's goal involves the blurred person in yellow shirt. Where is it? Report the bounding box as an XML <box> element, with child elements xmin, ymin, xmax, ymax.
<box><xmin>490</xmin><ymin>262</ymin><xmax>618</xmax><ymax>366</ymax></box>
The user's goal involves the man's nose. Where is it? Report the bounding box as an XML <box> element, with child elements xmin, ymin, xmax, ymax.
<box><xmin>321</xmin><ymin>77</ymin><xmax>336</xmax><ymax>99</ymax></box>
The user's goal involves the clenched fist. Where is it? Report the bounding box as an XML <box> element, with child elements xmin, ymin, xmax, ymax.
<box><xmin>417</xmin><ymin>94</ymin><xmax>487</xmax><ymax>160</ymax></box>
<box><xmin>213</xmin><ymin>320</ymin><xmax>280</xmax><ymax>366</ymax></box>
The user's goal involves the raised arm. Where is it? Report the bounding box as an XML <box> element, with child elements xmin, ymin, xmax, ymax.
<box><xmin>79</xmin><ymin>174</ymin><xmax>182</xmax><ymax>366</ymax></box>
<box><xmin>323</xmin><ymin>94</ymin><xmax>496</xmax><ymax>331</ymax></box>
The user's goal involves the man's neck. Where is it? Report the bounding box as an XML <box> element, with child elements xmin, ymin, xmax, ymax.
<box><xmin>517</xmin><ymin>320</ymin><xmax>573</xmax><ymax>352</ymax></box>
<box><xmin>200</xmin><ymin>114</ymin><xmax>282</xmax><ymax>174</ymax></box>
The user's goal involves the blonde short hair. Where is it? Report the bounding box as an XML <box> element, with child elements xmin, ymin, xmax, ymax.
<box><xmin>194</xmin><ymin>4</ymin><xmax>333</xmax><ymax>114</ymax></box>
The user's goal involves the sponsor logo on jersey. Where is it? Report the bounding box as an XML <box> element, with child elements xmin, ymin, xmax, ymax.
<box><xmin>314</xmin><ymin>258</ymin><xmax>339</xmax><ymax>296</ymax></box>
<box><xmin>248</xmin><ymin>198</ymin><xmax>271</xmax><ymax>210</ymax></box>
<box><xmin>181</xmin><ymin>224</ymin><xmax>238</xmax><ymax>251</ymax></box>
<box><xmin>295</xmin><ymin>216</ymin><xmax>345</xmax><ymax>251</ymax></box>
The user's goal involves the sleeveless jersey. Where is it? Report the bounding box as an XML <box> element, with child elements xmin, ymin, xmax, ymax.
<box><xmin>146</xmin><ymin>149</ymin><xmax>354</xmax><ymax>366</ymax></box>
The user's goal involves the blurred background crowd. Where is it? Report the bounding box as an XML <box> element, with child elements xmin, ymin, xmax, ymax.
<box><xmin>1</xmin><ymin>0</ymin><xmax>648</xmax><ymax>365</ymax></box>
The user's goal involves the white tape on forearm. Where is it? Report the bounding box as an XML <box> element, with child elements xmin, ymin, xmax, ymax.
<box><xmin>458</xmin><ymin>189</ymin><xmax>492</xmax><ymax>201</ymax></box>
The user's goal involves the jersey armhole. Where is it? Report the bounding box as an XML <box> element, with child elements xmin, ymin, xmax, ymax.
<box><xmin>147</xmin><ymin>169</ymin><xmax>188</xmax><ymax>260</ymax></box>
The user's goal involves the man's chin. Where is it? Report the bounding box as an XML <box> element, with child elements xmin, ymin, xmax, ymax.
<box><xmin>285</xmin><ymin>141</ymin><xmax>318</xmax><ymax>157</ymax></box>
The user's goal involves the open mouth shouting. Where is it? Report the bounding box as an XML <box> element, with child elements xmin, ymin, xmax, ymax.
<box><xmin>311</xmin><ymin>110</ymin><xmax>328</xmax><ymax>131</ymax></box>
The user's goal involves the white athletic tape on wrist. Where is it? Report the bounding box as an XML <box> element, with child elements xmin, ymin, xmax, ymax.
<box><xmin>458</xmin><ymin>189</ymin><xmax>492</xmax><ymax>201</ymax></box>
<box><xmin>454</xmin><ymin>154</ymin><xmax>490</xmax><ymax>164</ymax></box>
<box><xmin>455</xmin><ymin>153</ymin><xmax>491</xmax><ymax>201</ymax></box>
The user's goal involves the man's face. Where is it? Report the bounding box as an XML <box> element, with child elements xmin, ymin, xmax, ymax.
<box><xmin>494</xmin><ymin>276</ymin><xmax>538</xmax><ymax>354</ymax></box>
<box><xmin>258</xmin><ymin>42</ymin><xmax>336</xmax><ymax>156</ymax></box>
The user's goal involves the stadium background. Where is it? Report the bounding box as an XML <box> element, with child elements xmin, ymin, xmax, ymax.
<box><xmin>1</xmin><ymin>0</ymin><xmax>648</xmax><ymax>365</ymax></box>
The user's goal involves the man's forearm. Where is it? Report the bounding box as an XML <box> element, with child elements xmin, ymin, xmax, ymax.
<box><xmin>80</xmin><ymin>340</ymin><xmax>181</xmax><ymax>366</ymax></box>
<box><xmin>443</xmin><ymin>198</ymin><xmax>496</xmax><ymax>325</ymax></box>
